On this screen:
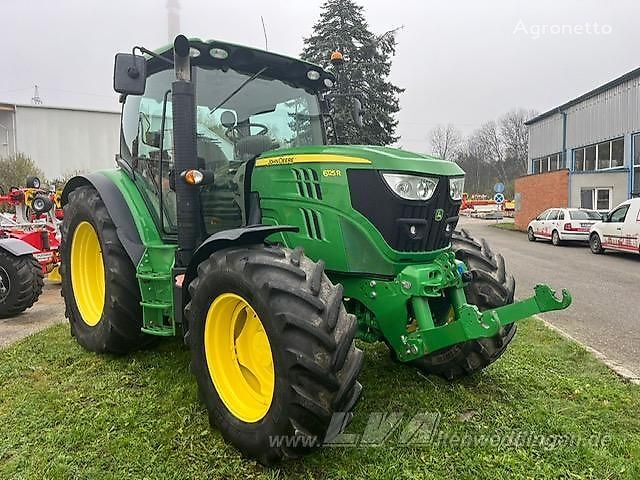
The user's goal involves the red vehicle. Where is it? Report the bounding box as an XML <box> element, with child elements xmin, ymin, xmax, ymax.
<box><xmin>0</xmin><ymin>177</ymin><xmax>62</xmax><ymax>317</ymax></box>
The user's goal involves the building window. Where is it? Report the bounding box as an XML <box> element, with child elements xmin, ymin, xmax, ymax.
<box><xmin>574</xmin><ymin>148</ymin><xmax>584</xmax><ymax>171</ymax></box>
<box><xmin>531</xmin><ymin>152</ymin><xmax>563</xmax><ymax>174</ymax></box>
<box><xmin>580</xmin><ymin>187</ymin><xmax>612</xmax><ymax>210</ymax></box>
<box><xmin>573</xmin><ymin>138</ymin><xmax>624</xmax><ymax>171</ymax></box>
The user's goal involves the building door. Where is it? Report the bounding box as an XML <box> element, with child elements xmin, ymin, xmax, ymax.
<box><xmin>581</xmin><ymin>189</ymin><xmax>593</xmax><ymax>209</ymax></box>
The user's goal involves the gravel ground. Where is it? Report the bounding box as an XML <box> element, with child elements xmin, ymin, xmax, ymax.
<box><xmin>0</xmin><ymin>282</ymin><xmax>66</xmax><ymax>349</ymax></box>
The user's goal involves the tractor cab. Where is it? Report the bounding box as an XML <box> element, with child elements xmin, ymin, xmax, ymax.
<box><xmin>118</xmin><ymin>38</ymin><xmax>334</xmax><ymax>235</ymax></box>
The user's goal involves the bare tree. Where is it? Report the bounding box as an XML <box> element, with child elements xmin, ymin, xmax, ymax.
<box><xmin>500</xmin><ymin>108</ymin><xmax>537</xmax><ymax>174</ymax></box>
<box><xmin>429</xmin><ymin>124</ymin><xmax>462</xmax><ymax>161</ymax></box>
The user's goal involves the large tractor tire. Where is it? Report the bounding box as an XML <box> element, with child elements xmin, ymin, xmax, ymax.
<box><xmin>186</xmin><ymin>244</ymin><xmax>363</xmax><ymax>465</ymax></box>
<box><xmin>60</xmin><ymin>186</ymin><xmax>153</xmax><ymax>353</ymax></box>
<box><xmin>0</xmin><ymin>251</ymin><xmax>43</xmax><ymax>318</ymax></box>
<box><xmin>410</xmin><ymin>229</ymin><xmax>517</xmax><ymax>380</ymax></box>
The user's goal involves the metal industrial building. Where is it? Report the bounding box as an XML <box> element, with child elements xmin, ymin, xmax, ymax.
<box><xmin>524</xmin><ymin>67</ymin><xmax>640</xmax><ymax>211</ymax></box>
<box><xmin>0</xmin><ymin>103</ymin><xmax>120</xmax><ymax>180</ymax></box>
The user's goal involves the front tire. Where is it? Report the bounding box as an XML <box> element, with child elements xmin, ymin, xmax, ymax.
<box><xmin>60</xmin><ymin>185</ymin><xmax>153</xmax><ymax>353</ymax></box>
<box><xmin>186</xmin><ymin>244</ymin><xmax>363</xmax><ymax>465</ymax></box>
<box><xmin>409</xmin><ymin>229</ymin><xmax>516</xmax><ymax>380</ymax></box>
<box><xmin>0</xmin><ymin>251</ymin><xmax>43</xmax><ymax>318</ymax></box>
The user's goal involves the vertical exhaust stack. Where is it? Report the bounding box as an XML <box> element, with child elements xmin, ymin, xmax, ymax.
<box><xmin>171</xmin><ymin>34</ymin><xmax>200</xmax><ymax>267</ymax></box>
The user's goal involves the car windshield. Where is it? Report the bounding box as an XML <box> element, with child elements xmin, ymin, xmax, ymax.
<box><xmin>569</xmin><ymin>210</ymin><xmax>602</xmax><ymax>220</ymax></box>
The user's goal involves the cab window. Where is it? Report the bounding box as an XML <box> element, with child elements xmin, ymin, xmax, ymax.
<box><xmin>547</xmin><ymin>210</ymin><xmax>559</xmax><ymax>221</ymax></box>
<box><xmin>609</xmin><ymin>205</ymin><xmax>629</xmax><ymax>223</ymax></box>
<box><xmin>558</xmin><ymin>211</ymin><xmax>565</xmax><ymax>221</ymax></box>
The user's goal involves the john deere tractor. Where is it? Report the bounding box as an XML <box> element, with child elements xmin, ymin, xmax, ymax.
<box><xmin>60</xmin><ymin>35</ymin><xmax>571</xmax><ymax>464</ymax></box>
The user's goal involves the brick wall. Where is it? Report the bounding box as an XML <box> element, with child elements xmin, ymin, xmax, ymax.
<box><xmin>514</xmin><ymin>170</ymin><xmax>569</xmax><ymax>231</ymax></box>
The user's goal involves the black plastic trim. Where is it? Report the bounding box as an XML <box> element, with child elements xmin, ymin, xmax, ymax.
<box><xmin>62</xmin><ymin>173</ymin><xmax>145</xmax><ymax>265</ymax></box>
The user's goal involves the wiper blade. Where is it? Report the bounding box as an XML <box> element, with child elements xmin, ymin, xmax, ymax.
<box><xmin>209</xmin><ymin>67</ymin><xmax>268</xmax><ymax>115</ymax></box>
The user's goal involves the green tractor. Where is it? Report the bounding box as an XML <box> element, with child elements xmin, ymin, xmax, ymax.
<box><xmin>60</xmin><ymin>35</ymin><xmax>571</xmax><ymax>464</ymax></box>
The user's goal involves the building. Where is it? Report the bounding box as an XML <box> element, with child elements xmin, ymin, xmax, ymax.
<box><xmin>0</xmin><ymin>103</ymin><xmax>120</xmax><ymax>180</ymax></box>
<box><xmin>515</xmin><ymin>67</ymin><xmax>640</xmax><ymax>229</ymax></box>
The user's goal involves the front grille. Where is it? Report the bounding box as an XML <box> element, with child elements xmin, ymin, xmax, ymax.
<box><xmin>347</xmin><ymin>170</ymin><xmax>460</xmax><ymax>252</ymax></box>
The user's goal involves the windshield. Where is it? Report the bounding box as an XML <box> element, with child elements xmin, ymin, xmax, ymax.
<box><xmin>121</xmin><ymin>65</ymin><xmax>325</xmax><ymax>235</ymax></box>
<box><xmin>569</xmin><ymin>210</ymin><xmax>602</xmax><ymax>220</ymax></box>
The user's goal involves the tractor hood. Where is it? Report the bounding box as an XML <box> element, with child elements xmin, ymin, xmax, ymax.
<box><xmin>257</xmin><ymin>145</ymin><xmax>465</xmax><ymax>177</ymax></box>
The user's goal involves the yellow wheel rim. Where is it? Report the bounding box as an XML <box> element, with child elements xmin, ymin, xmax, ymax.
<box><xmin>204</xmin><ymin>293</ymin><xmax>275</xmax><ymax>423</ymax></box>
<box><xmin>70</xmin><ymin>221</ymin><xmax>105</xmax><ymax>326</ymax></box>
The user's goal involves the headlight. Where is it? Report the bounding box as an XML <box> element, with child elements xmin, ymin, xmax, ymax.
<box><xmin>449</xmin><ymin>177</ymin><xmax>465</xmax><ymax>201</ymax></box>
<box><xmin>382</xmin><ymin>173</ymin><xmax>438</xmax><ymax>201</ymax></box>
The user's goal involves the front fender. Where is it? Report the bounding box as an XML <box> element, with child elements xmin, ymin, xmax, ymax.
<box><xmin>0</xmin><ymin>238</ymin><xmax>39</xmax><ymax>257</ymax></box>
<box><xmin>183</xmin><ymin>225</ymin><xmax>298</xmax><ymax>291</ymax></box>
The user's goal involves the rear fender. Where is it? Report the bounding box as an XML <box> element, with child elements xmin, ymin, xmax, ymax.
<box><xmin>62</xmin><ymin>173</ymin><xmax>145</xmax><ymax>265</ymax></box>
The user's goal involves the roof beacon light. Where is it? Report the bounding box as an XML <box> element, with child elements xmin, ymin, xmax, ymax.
<box><xmin>330</xmin><ymin>50</ymin><xmax>344</xmax><ymax>66</ymax></box>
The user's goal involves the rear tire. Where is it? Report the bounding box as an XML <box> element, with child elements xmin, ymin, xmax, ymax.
<box><xmin>0</xmin><ymin>251</ymin><xmax>43</xmax><ymax>318</ymax></box>
<box><xmin>551</xmin><ymin>230</ymin><xmax>562</xmax><ymax>246</ymax></box>
<box><xmin>60</xmin><ymin>185</ymin><xmax>153</xmax><ymax>353</ymax></box>
<box><xmin>527</xmin><ymin>228</ymin><xmax>536</xmax><ymax>242</ymax></box>
<box><xmin>409</xmin><ymin>229</ymin><xmax>516</xmax><ymax>380</ymax></box>
<box><xmin>590</xmin><ymin>233</ymin><xmax>604</xmax><ymax>254</ymax></box>
<box><xmin>186</xmin><ymin>244</ymin><xmax>363</xmax><ymax>465</ymax></box>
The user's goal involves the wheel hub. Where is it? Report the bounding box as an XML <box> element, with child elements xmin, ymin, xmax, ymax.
<box><xmin>204</xmin><ymin>293</ymin><xmax>275</xmax><ymax>423</ymax></box>
<box><xmin>70</xmin><ymin>221</ymin><xmax>105</xmax><ymax>326</ymax></box>
<box><xmin>0</xmin><ymin>266</ymin><xmax>10</xmax><ymax>302</ymax></box>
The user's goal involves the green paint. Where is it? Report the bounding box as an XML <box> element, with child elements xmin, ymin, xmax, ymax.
<box><xmin>99</xmin><ymin>170</ymin><xmax>177</xmax><ymax>336</ymax></box>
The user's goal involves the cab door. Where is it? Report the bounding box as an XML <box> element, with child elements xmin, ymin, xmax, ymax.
<box><xmin>601</xmin><ymin>204</ymin><xmax>632</xmax><ymax>251</ymax></box>
<box><xmin>626</xmin><ymin>202</ymin><xmax>640</xmax><ymax>252</ymax></box>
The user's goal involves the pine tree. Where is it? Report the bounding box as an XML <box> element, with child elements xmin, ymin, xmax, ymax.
<box><xmin>302</xmin><ymin>0</ymin><xmax>404</xmax><ymax>145</ymax></box>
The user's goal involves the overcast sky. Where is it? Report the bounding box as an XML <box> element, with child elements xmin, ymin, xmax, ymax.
<box><xmin>2</xmin><ymin>0</ymin><xmax>638</xmax><ymax>153</ymax></box>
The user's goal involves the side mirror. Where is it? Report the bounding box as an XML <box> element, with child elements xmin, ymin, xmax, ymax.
<box><xmin>351</xmin><ymin>97</ymin><xmax>364</xmax><ymax>128</ymax></box>
<box><xmin>114</xmin><ymin>53</ymin><xmax>147</xmax><ymax>95</ymax></box>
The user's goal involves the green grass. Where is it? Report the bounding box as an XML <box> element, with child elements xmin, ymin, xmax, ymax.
<box><xmin>1</xmin><ymin>321</ymin><xmax>639</xmax><ymax>480</ymax></box>
<box><xmin>488</xmin><ymin>221</ymin><xmax>521</xmax><ymax>232</ymax></box>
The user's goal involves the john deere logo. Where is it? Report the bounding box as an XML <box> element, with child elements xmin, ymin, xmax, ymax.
<box><xmin>434</xmin><ymin>209</ymin><xmax>444</xmax><ymax>222</ymax></box>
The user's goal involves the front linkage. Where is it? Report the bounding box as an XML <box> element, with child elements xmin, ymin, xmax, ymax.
<box><xmin>340</xmin><ymin>251</ymin><xmax>572</xmax><ymax>362</ymax></box>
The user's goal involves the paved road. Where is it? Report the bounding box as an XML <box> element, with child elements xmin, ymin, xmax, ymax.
<box><xmin>0</xmin><ymin>282</ymin><xmax>65</xmax><ymax>349</ymax></box>
<box><xmin>458</xmin><ymin>216</ymin><xmax>640</xmax><ymax>377</ymax></box>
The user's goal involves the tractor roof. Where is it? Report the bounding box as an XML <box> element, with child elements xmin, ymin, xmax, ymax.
<box><xmin>146</xmin><ymin>38</ymin><xmax>335</xmax><ymax>93</ymax></box>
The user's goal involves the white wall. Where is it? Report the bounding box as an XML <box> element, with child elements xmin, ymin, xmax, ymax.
<box><xmin>14</xmin><ymin>105</ymin><xmax>120</xmax><ymax>179</ymax></box>
<box><xmin>570</xmin><ymin>171</ymin><xmax>628</xmax><ymax>209</ymax></box>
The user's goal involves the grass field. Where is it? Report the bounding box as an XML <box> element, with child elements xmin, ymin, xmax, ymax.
<box><xmin>488</xmin><ymin>221</ymin><xmax>521</xmax><ymax>232</ymax></box>
<box><xmin>1</xmin><ymin>320</ymin><xmax>639</xmax><ymax>480</ymax></box>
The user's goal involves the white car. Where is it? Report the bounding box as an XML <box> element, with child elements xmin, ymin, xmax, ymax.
<box><xmin>589</xmin><ymin>198</ymin><xmax>640</xmax><ymax>255</ymax></box>
<box><xmin>527</xmin><ymin>208</ymin><xmax>602</xmax><ymax>246</ymax></box>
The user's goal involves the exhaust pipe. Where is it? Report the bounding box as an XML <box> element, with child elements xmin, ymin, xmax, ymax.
<box><xmin>171</xmin><ymin>34</ymin><xmax>200</xmax><ymax>266</ymax></box>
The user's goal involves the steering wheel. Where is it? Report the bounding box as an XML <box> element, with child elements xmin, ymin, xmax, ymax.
<box><xmin>235</xmin><ymin>123</ymin><xmax>269</xmax><ymax>136</ymax></box>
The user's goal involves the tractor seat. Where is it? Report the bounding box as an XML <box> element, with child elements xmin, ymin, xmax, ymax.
<box><xmin>197</xmin><ymin>137</ymin><xmax>229</xmax><ymax>172</ymax></box>
<box><xmin>235</xmin><ymin>135</ymin><xmax>275</xmax><ymax>160</ymax></box>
